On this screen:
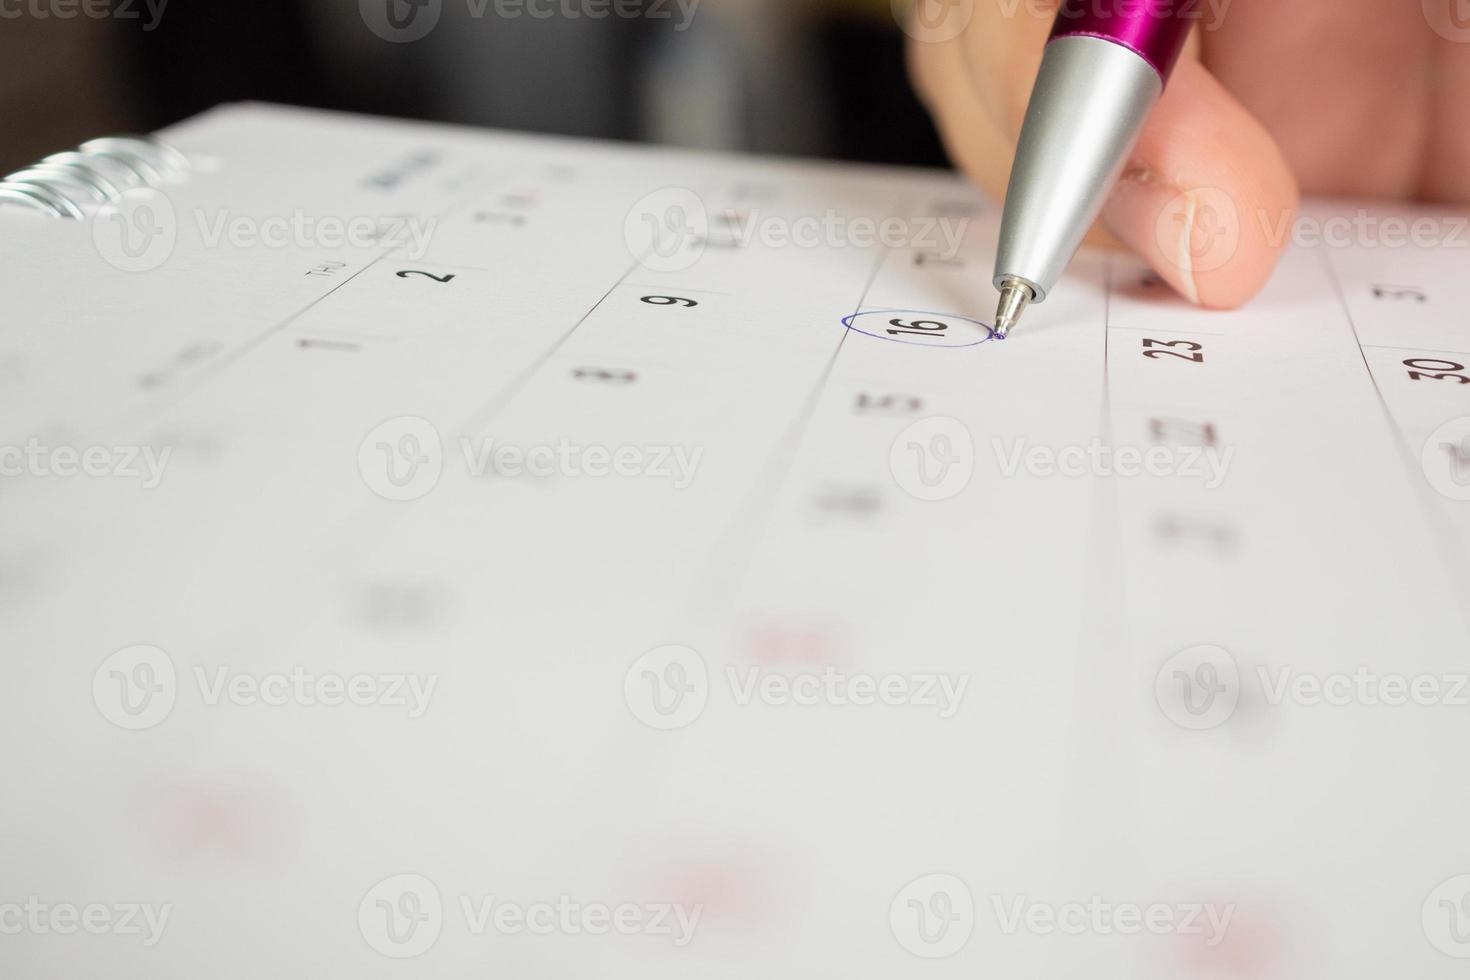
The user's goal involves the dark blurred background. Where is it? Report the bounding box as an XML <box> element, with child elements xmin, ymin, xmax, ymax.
<box><xmin>0</xmin><ymin>0</ymin><xmax>949</xmax><ymax>174</ymax></box>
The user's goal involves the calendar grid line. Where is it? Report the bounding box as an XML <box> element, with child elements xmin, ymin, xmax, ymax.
<box><xmin>1319</xmin><ymin>247</ymin><xmax>1470</xmax><ymax>607</ymax></box>
<box><xmin>459</xmin><ymin>257</ymin><xmax>646</xmax><ymax>433</ymax></box>
<box><xmin>219</xmin><ymin>255</ymin><xmax>656</xmax><ymax>640</ymax></box>
<box><xmin>1320</xmin><ymin>248</ymin><xmax>1414</xmax><ymax>452</ymax></box>
<box><xmin>622</xmin><ymin>283</ymin><xmax>732</xmax><ymax>297</ymax></box>
<box><xmin>7</xmin><ymin>102</ymin><xmax>1470</xmax><ymax>980</ymax></box>
<box><xmin>1058</xmin><ymin>253</ymin><xmax>1141</xmax><ymax>886</ymax></box>
<box><xmin>1360</xmin><ymin>343</ymin><xmax>1470</xmax><ymax>358</ymax></box>
<box><xmin>108</xmin><ymin>251</ymin><xmax>394</xmax><ymax>444</ymax></box>
<box><xmin>676</xmin><ymin>236</ymin><xmax>896</xmax><ymax>620</ymax></box>
<box><xmin>1103</xmin><ymin>324</ymin><xmax>1228</xmax><ymax>337</ymax></box>
<box><xmin>1093</xmin><ymin>251</ymin><xmax>1137</xmax><ymax>668</ymax></box>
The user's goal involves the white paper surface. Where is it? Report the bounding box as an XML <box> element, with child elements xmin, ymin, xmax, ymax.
<box><xmin>1</xmin><ymin>103</ymin><xmax>1468</xmax><ymax>978</ymax></box>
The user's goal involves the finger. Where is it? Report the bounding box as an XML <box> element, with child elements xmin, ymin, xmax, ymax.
<box><xmin>906</xmin><ymin>0</ymin><xmax>1056</xmax><ymax>200</ymax></box>
<box><xmin>910</xmin><ymin>9</ymin><xmax>1297</xmax><ymax>308</ymax></box>
<box><xmin>1099</xmin><ymin>57</ymin><xmax>1299</xmax><ymax>309</ymax></box>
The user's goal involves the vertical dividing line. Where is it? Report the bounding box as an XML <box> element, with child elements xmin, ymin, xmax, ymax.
<box><xmin>1066</xmin><ymin>250</ymin><xmax>1143</xmax><ymax>895</ymax></box>
<box><xmin>460</xmin><ymin>258</ymin><xmax>644</xmax><ymax>432</ymax></box>
<box><xmin>112</xmin><ymin>252</ymin><xmax>394</xmax><ymax>442</ymax></box>
<box><xmin>677</xmin><ymin>224</ymin><xmax>899</xmax><ymax>620</ymax></box>
<box><xmin>1318</xmin><ymin>247</ymin><xmax>1470</xmax><ymax>608</ymax></box>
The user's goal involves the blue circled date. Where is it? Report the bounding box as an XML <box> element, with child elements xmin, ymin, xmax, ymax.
<box><xmin>841</xmin><ymin>310</ymin><xmax>996</xmax><ymax>348</ymax></box>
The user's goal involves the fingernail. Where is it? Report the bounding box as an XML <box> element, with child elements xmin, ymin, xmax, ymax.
<box><xmin>1102</xmin><ymin>170</ymin><xmax>1241</xmax><ymax>306</ymax></box>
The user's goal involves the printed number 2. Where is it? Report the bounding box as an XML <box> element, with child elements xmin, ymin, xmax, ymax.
<box><xmin>1142</xmin><ymin>338</ymin><xmax>1204</xmax><ymax>363</ymax></box>
<box><xmin>396</xmin><ymin>270</ymin><xmax>456</xmax><ymax>284</ymax></box>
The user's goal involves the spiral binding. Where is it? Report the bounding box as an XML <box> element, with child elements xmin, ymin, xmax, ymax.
<box><xmin>0</xmin><ymin>135</ymin><xmax>190</xmax><ymax>219</ymax></box>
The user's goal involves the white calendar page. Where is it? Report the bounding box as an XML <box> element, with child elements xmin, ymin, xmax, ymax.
<box><xmin>1</xmin><ymin>104</ymin><xmax>1468</xmax><ymax>979</ymax></box>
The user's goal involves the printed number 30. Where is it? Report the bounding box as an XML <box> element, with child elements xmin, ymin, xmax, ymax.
<box><xmin>1405</xmin><ymin>358</ymin><xmax>1470</xmax><ymax>384</ymax></box>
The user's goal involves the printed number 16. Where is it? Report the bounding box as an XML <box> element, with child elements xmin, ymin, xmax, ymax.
<box><xmin>887</xmin><ymin>318</ymin><xmax>949</xmax><ymax>338</ymax></box>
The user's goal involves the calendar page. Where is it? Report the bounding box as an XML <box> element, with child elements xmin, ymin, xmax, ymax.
<box><xmin>1</xmin><ymin>103</ymin><xmax>1468</xmax><ymax>979</ymax></box>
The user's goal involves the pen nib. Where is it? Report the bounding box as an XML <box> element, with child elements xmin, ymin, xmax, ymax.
<box><xmin>993</xmin><ymin>278</ymin><xmax>1033</xmax><ymax>339</ymax></box>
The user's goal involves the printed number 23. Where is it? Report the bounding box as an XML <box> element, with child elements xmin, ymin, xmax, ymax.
<box><xmin>1142</xmin><ymin>338</ymin><xmax>1204</xmax><ymax>363</ymax></box>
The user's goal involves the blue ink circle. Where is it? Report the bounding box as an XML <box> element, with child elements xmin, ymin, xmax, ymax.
<box><xmin>840</xmin><ymin>309</ymin><xmax>996</xmax><ymax>347</ymax></box>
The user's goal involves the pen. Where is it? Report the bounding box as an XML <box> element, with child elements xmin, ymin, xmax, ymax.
<box><xmin>992</xmin><ymin>0</ymin><xmax>1195</xmax><ymax>338</ymax></box>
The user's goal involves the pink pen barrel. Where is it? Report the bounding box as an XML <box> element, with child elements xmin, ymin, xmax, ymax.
<box><xmin>994</xmin><ymin>0</ymin><xmax>1197</xmax><ymax>309</ymax></box>
<box><xmin>1049</xmin><ymin>0</ymin><xmax>1197</xmax><ymax>82</ymax></box>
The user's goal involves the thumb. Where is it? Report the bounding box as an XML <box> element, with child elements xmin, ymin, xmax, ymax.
<box><xmin>1099</xmin><ymin>57</ymin><xmax>1299</xmax><ymax>308</ymax></box>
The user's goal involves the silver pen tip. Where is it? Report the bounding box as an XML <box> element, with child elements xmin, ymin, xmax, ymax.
<box><xmin>993</xmin><ymin>278</ymin><xmax>1033</xmax><ymax>339</ymax></box>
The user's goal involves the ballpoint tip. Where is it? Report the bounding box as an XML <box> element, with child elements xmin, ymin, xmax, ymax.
<box><xmin>993</xmin><ymin>278</ymin><xmax>1033</xmax><ymax>341</ymax></box>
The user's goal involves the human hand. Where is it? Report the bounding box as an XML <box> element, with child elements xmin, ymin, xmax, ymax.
<box><xmin>906</xmin><ymin>0</ymin><xmax>1470</xmax><ymax>307</ymax></box>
